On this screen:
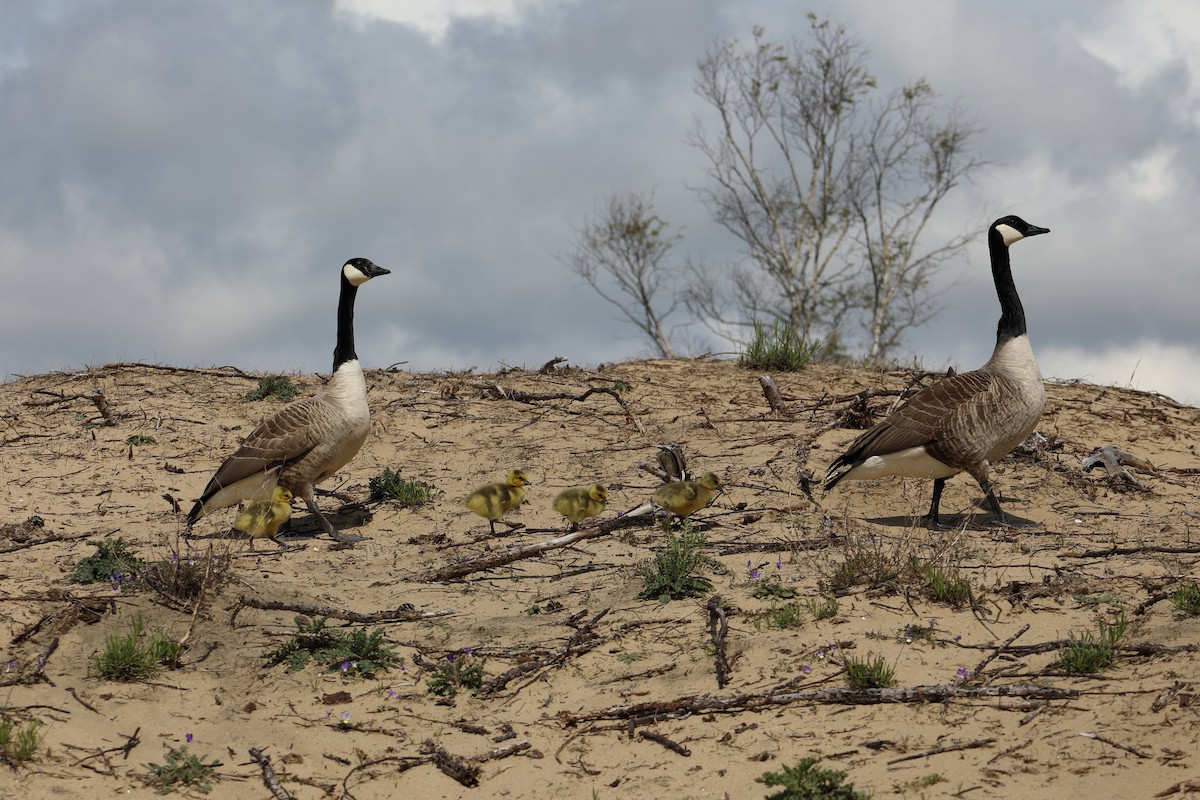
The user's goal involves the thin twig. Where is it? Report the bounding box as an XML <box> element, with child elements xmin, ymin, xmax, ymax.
<box><xmin>967</xmin><ymin>624</ymin><xmax>1030</xmax><ymax>683</ymax></box>
<box><xmin>707</xmin><ymin>595</ymin><xmax>730</xmax><ymax>689</ymax></box>
<box><xmin>249</xmin><ymin>747</ymin><xmax>293</xmax><ymax>800</ymax></box>
<box><xmin>1078</xmin><ymin>731</ymin><xmax>1150</xmax><ymax>759</ymax></box>
<box><xmin>887</xmin><ymin>737</ymin><xmax>996</xmax><ymax>765</ymax></box>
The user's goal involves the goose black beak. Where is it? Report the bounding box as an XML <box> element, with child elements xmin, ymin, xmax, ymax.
<box><xmin>1026</xmin><ymin>225</ymin><xmax>1050</xmax><ymax>237</ymax></box>
<box><xmin>365</xmin><ymin>262</ymin><xmax>391</xmax><ymax>278</ymax></box>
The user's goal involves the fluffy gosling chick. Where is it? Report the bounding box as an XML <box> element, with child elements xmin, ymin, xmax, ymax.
<box><xmin>653</xmin><ymin>472</ymin><xmax>721</xmax><ymax>518</ymax></box>
<box><xmin>234</xmin><ymin>486</ymin><xmax>293</xmax><ymax>547</ymax></box>
<box><xmin>465</xmin><ymin>469</ymin><xmax>530</xmax><ymax>535</ymax></box>
<box><xmin>553</xmin><ymin>483</ymin><xmax>608</xmax><ymax>530</ymax></box>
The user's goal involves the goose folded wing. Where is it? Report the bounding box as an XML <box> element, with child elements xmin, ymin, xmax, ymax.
<box><xmin>199</xmin><ymin>398</ymin><xmax>324</xmax><ymax>498</ymax></box>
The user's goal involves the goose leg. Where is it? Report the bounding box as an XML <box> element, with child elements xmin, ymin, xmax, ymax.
<box><xmin>922</xmin><ymin>478</ymin><xmax>947</xmax><ymax>527</ymax></box>
<box><xmin>303</xmin><ymin>494</ymin><xmax>367</xmax><ymax>543</ymax></box>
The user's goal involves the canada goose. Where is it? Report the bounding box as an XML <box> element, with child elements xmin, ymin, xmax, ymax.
<box><xmin>653</xmin><ymin>472</ymin><xmax>722</xmax><ymax>518</ymax></box>
<box><xmin>553</xmin><ymin>483</ymin><xmax>608</xmax><ymax>530</ymax></box>
<box><xmin>823</xmin><ymin>215</ymin><xmax>1050</xmax><ymax>526</ymax></box>
<box><xmin>465</xmin><ymin>469</ymin><xmax>530</xmax><ymax>534</ymax></box>
<box><xmin>186</xmin><ymin>257</ymin><xmax>390</xmax><ymax>543</ymax></box>
<box><xmin>235</xmin><ymin>486</ymin><xmax>293</xmax><ymax>547</ymax></box>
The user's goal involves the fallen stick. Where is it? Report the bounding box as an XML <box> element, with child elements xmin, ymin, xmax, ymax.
<box><xmin>0</xmin><ymin>530</ymin><xmax>102</xmax><ymax>555</ymax></box>
<box><xmin>560</xmin><ymin>683</ymin><xmax>1081</xmax><ymax>724</ymax></box>
<box><xmin>1064</xmin><ymin>544</ymin><xmax>1200</xmax><ymax>558</ymax></box>
<box><xmin>637</xmin><ymin>730</ymin><xmax>691</xmax><ymax>757</ymax></box>
<box><xmin>887</xmin><ymin>737</ymin><xmax>996</xmax><ymax>766</ymax></box>
<box><xmin>1079</xmin><ymin>731</ymin><xmax>1150</xmax><ymax>759</ymax></box>
<box><xmin>478</xmin><ymin>608</ymin><xmax>610</xmax><ymax>696</ymax></box>
<box><xmin>469</xmin><ymin>382</ymin><xmax>645</xmax><ymax>433</ymax></box>
<box><xmin>707</xmin><ymin>596</ymin><xmax>731</xmax><ymax>689</ymax></box>
<box><xmin>415</xmin><ymin>513</ymin><xmax>655</xmax><ymax>582</ymax></box>
<box><xmin>230</xmin><ymin>596</ymin><xmax>451</xmax><ymax>626</ymax></box>
<box><xmin>757</xmin><ymin>375</ymin><xmax>792</xmax><ymax>415</ymax></box>
<box><xmin>249</xmin><ymin>747</ymin><xmax>292</xmax><ymax>800</ymax></box>
<box><xmin>967</xmin><ymin>624</ymin><xmax>1030</xmax><ymax>683</ymax></box>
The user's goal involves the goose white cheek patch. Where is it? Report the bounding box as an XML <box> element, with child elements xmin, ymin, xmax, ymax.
<box><xmin>995</xmin><ymin>223</ymin><xmax>1024</xmax><ymax>246</ymax></box>
<box><xmin>343</xmin><ymin>263</ymin><xmax>370</xmax><ymax>286</ymax></box>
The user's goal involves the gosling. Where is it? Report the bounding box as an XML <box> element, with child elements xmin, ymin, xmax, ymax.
<box><xmin>234</xmin><ymin>486</ymin><xmax>293</xmax><ymax>548</ymax></box>
<box><xmin>465</xmin><ymin>469</ymin><xmax>530</xmax><ymax>535</ymax></box>
<box><xmin>653</xmin><ymin>472</ymin><xmax>721</xmax><ymax>519</ymax></box>
<box><xmin>553</xmin><ymin>483</ymin><xmax>608</xmax><ymax>530</ymax></box>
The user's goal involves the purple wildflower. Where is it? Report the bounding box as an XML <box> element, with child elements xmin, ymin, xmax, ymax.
<box><xmin>185</xmin><ymin>733</ymin><xmax>193</xmax><ymax>744</ymax></box>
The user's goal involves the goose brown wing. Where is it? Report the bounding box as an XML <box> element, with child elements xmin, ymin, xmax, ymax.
<box><xmin>833</xmin><ymin>371</ymin><xmax>996</xmax><ymax>467</ymax></box>
<box><xmin>196</xmin><ymin>395</ymin><xmax>326</xmax><ymax>503</ymax></box>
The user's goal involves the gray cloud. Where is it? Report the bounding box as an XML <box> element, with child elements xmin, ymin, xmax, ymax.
<box><xmin>1</xmin><ymin>0</ymin><xmax>1197</xmax><ymax>403</ymax></box>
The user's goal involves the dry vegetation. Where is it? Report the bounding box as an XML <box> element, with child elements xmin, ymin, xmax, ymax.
<box><xmin>2</xmin><ymin>359</ymin><xmax>1200</xmax><ymax>799</ymax></box>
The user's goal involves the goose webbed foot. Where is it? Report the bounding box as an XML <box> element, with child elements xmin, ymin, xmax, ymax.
<box><xmin>921</xmin><ymin>478</ymin><xmax>947</xmax><ymax>529</ymax></box>
<box><xmin>305</xmin><ymin>496</ymin><xmax>367</xmax><ymax>543</ymax></box>
<box><xmin>981</xmin><ymin>482</ymin><xmax>1038</xmax><ymax>529</ymax></box>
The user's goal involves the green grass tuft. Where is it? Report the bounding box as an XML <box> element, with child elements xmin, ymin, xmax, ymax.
<box><xmin>1170</xmin><ymin>583</ymin><xmax>1200</xmax><ymax>616</ymax></box>
<box><xmin>806</xmin><ymin>596</ymin><xmax>839</xmax><ymax>620</ymax></box>
<box><xmin>739</xmin><ymin>321</ymin><xmax>822</xmax><ymax>372</ymax></box>
<box><xmin>0</xmin><ymin>716</ymin><xmax>41</xmax><ymax>765</ymax></box>
<box><xmin>90</xmin><ymin>616</ymin><xmax>181</xmax><ymax>682</ymax></box>
<box><xmin>636</xmin><ymin>521</ymin><xmax>717</xmax><ymax>601</ymax></box>
<box><xmin>757</xmin><ymin>757</ymin><xmax>871</xmax><ymax>800</ymax></box>
<box><xmin>124</xmin><ymin>434</ymin><xmax>157</xmax><ymax>446</ymax></box>
<box><xmin>368</xmin><ymin>467</ymin><xmax>436</xmax><ymax>507</ymax></box>
<box><xmin>754</xmin><ymin>603</ymin><xmax>806</xmax><ymax>630</ymax></box>
<box><xmin>243</xmin><ymin>375</ymin><xmax>300</xmax><ymax>402</ymax></box>
<box><xmin>844</xmin><ymin>652</ymin><xmax>896</xmax><ymax>689</ymax></box>
<box><xmin>1057</xmin><ymin>612</ymin><xmax>1127</xmax><ymax>675</ymax></box>
<box><xmin>425</xmin><ymin>653</ymin><xmax>486</xmax><ymax>698</ymax></box>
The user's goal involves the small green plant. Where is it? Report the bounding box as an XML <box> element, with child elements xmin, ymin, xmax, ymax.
<box><xmin>754</xmin><ymin>602</ymin><xmax>806</xmax><ymax>630</ymax></box>
<box><xmin>751</xmin><ymin>576</ymin><xmax>797</xmax><ymax>600</ymax></box>
<box><xmin>739</xmin><ymin>321</ymin><xmax>822</xmax><ymax>372</ymax></box>
<box><xmin>0</xmin><ymin>717</ymin><xmax>40</xmax><ymax>765</ymax></box>
<box><xmin>898</xmin><ymin>622</ymin><xmax>936</xmax><ymax>644</ymax></box>
<box><xmin>806</xmin><ymin>596</ymin><xmax>839</xmax><ymax>620</ymax></box>
<box><xmin>69</xmin><ymin>538</ymin><xmax>147</xmax><ymax>586</ymax></box>
<box><xmin>893</xmin><ymin>773</ymin><xmax>946</xmax><ymax>794</ymax></box>
<box><xmin>635</xmin><ymin>522</ymin><xmax>717</xmax><ymax>601</ymax></box>
<box><xmin>611</xmin><ymin>380</ymin><xmax>632</xmax><ymax>392</ymax></box>
<box><xmin>91</xmin><ymin>616</ymin><xmax>181</xmax><ymax>682</ymax></box>
<box><xmin>844</xmin><ymin>652</ymin><xmax>896</xmax><ymax>689</ymax></box>
<box><xmin>263</xmin><ymin>617</ymin><xmax>402</xmax><ymax>677</ymax></box>
<box><xmin>124</xmin><ymin>434</ymin><xmax>157</xmax><ymax>446</ymax></box>
<box><xmin>1057</xmin><ymin>612</ymin><xmax>1128</xmax><ymax>675</ymax></box>
<box><xmin>368</xmin><ymin>467</ymin><xmax>435</xmax><ymax>507</ymax></box>
<box><xmin>756</xmin><ymin>757</ymin><xmax>870</xmax><ymax>800</ymax></box>
<box><xmin>921</xmin><ymin>562</ymin><xmax>971</xmax><ymax>608</ymax></box>
<box><xmin>425</xmin><ymin>653</ymin><xmax>486</xmax><ymax>697</ymax></box>
<box><xmin>142</xmin><ymin>550</ymin><xmax>233</xmax><ymax>605</ymax></box>
<box><xmin>143</xmin><ymin>746</ymin><xmax>221</xmax><ymax>795</ymax></box>
<box><xmin>616</xmin><ymin>652</ymin><xmax>646</xmax><ymax>664</ymax></box>
<box><xmin>1170</xmin><ymin>583</ymin><xmax>1200</xmax><ymax>616</ymax></box>
<box><xmin>243</xmin><ymin>375</ymin><xmax>299</xmax><ymax>402</ymax></box>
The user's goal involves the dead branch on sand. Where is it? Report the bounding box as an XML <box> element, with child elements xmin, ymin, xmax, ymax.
<box><xmin>249</xmin><ymin>748</ymin><xmax>292</xmax><ymax>800</ymax></box>
<box><xmin>560</xmin><ymin>683</ymin><xmax>1081</xmax><ymax>725</ymax></box>
<box><xmin>415</xmin><ymin>512</ymin><xmax>655</xmax><ymax>582</ymax></box>
<box><xmin>478</xmin><ymin>608</ymin><xmax>610</xmax><ymax>697</ymax></box>
<box><xmin>707</xmin><ymin>595</ymin><xmax>731</xmax><ymax>689</ymax></box>
<box><xmin>468</xmin><ymin>381</ymin><xmax>645</xmax><ymax>433</ymax></box>
<box><xmin>888</xmin><ymin>737</ymin><xmax>996</xmax><ymax>765</ymax></box>
<box><xmin>230</xmin><ymin>596</ymin><xmax>452</xmax><ymax>627</ymax></box>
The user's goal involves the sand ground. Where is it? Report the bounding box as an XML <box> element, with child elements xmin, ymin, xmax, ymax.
<box><xmin>2</xmin><ymin>358</ymin><xmax>1199</xmax><ymax>799</ymax></box>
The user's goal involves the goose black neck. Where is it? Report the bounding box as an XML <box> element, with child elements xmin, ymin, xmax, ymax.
<box><xmin>332</xmin><ymin>276</ymin><xmax>359</xmax><ymax>371</ymax></box>
<box><xmin>989</xmin><ymin>229</ymin><xmax>1026</xmax><ymax>347</ymax></box>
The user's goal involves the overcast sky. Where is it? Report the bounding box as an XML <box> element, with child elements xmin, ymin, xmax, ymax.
<box><xmin>3</xmin><ymin>0</ymin><xmax>1199</xmax><ymax>405</ymax></box>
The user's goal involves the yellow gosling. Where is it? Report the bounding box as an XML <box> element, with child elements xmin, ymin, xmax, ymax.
<box><xmin>465</xmin><ymin>469</ymin><xmax>530</xmax><ymax>535</ymax></box>
<box><xmin>234</xmin><ymin>486</ymin><xmax>293</xmax><ymax>547</ymax></box>
<box><xmin>653</xmin><ymin>472</ymin><xmax>721</xmax><ymax>518</ymax></box>
<box><xmin>553</xmin><ymin>483</ymin><xmax>608</xmax><ymax>530</ymax></box>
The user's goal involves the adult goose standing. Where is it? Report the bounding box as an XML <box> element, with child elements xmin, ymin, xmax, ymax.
<box><xmin>187</xmin><ymin>257</ymin><xmax>390</xmax><ymax>543</ymax></box>
<box><xmin>823</xmin><ymin>215</ymin><xmax>1050</xmax><ymax>526</ymax></box>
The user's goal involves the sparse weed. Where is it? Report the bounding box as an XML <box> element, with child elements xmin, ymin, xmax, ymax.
<box><xmin>368</xmin><ymin>467</ymin><xmax>436</xmax><ymax>507</ymax></box>
<box><xmin>1074</xmin><ymin>591</ymin><xmax>1120</xmax><ymax>609</ymax></box>
<box><xmin>751</xmin><ymin>576</ymin><xmax>797</xmax><ymax>600</ymax></box>
<box><xmin>91</xmin><ymin>616</ymin><xmax>181</xmax><ymax>682</ymax></box>
<box><xmin>754</xmin><ymin>602</ymin><xmax>806</xmax><ymax>630</ymax></box>
<box><xmin>739</xmin><ymin>321</ymin><xmax>822</xmax><ymax>372</ymax></box>
<box><xmin>806</xmin><ymin>596</ymin><xmax>839</xmax><ymax>620</ymax></box>
<box><xmin>425</xmin><ymin>653</ymin><xmax>486</xmax><ymax>698</ymax></box>
<box><xmin>893</xmin><ymin>773</ymin><xmax>946</xmax><ymax>794</ymax></box>
<box><xmin>143</xmin><ymin>746</ymin><xmax>221</xmax><ymax>795</ymax></box>
<box><xmin>69</xmin><ymin>538</ymin><xmax>147</xmax><ymax>587</ymax></box>
<box><xmin>636</xmin><ymin>521</ymin><xmax>717</xmax><ymax>601</ymax></box>
<box><xmin>124</xmin><ymin>434</ymin><xmax>156</xmax><ymax>446</ymax></box>
<box><xmin>143</xmin><ymin>548</ymin><xmax>233</xmax><ymax>606</ymax></box>
<box><xmin>844</xmin><ymin>652</ymin><xmax>896</xmax><ymax>689</ymax></box>
<box><xmin>616</xmin><ymin>652</ymin><xmax>646</xmax><ymax>664</ymax></box>
<box><xmin>263</xmin><ymin>617</ymin><xmax>402</xmax><ymax>678</ymax></box>
<box><xmin>756</xmin><ymin>757</ymin><xmax>871</xmax><ymax>800</ymax></box>
<box><xmin>1057</xmin><ymin>612</ymin><xmax>1128</xmax><ymax>675</ymax></box>
<box><xmin>920</xmin><ymin>561</ymin><xmax>971</xmax><ymax>608</ymax></box>
<box><xmin>0</xmin><ymin>717</ymin><xmax>40</xmax><ymax>765</ymax></box>
<box><xmin>1170</xmin><ymin>583</ymin><xmax>1200</xmax><ymax>616</ymax></box>
<box><xmin>611</xmin><ymin>380</ymin><xmax>632</xmax><ymax>393</ymax></box>
<box><xmin>243</xmin><ymin>375</ymin><xmax>299</xmax><ymax>402</ymax></box>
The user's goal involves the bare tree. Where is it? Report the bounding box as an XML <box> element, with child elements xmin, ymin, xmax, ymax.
<box><xmin>851</xmin><ymin>80</ymin><xmax>983</xmax><ymax>360</ymax></box>
<box><xmin>686</xmin><ymin>17</ymin><xmax>982</xmax><ymax>361</ymax></box>
<box><xmin>560</xmin><ymin>191</ymin><xmax>682</xmax><ymax>358</ymax></box>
